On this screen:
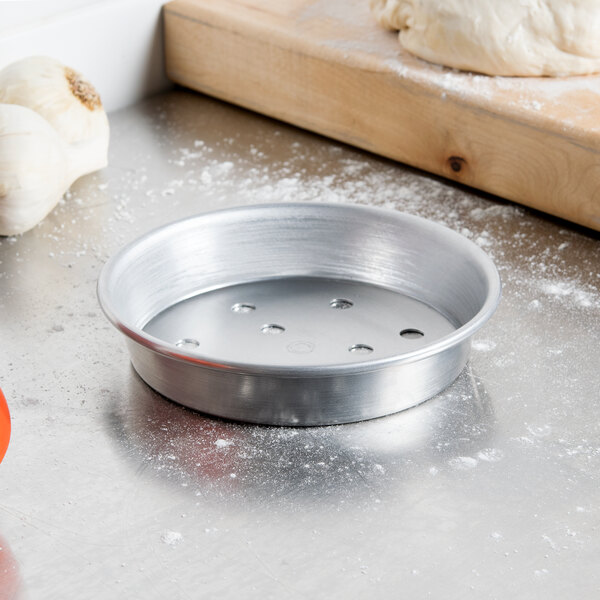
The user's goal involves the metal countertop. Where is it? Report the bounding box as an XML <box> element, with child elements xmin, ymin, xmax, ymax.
<box><xmin>1</xmin><ymin>90</ymin><xmax>599</xmax><ymax>599</ymax></box>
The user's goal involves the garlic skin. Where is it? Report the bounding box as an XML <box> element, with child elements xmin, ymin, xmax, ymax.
<box><xmin>0</xmin><ymin>104</ymin><xmax>70</xmax><ymax>236</ymax></box>
<box><xmin>0</xmin><ymin>56</ymin><xmax>109</xmax><ymax>177</ymax></box>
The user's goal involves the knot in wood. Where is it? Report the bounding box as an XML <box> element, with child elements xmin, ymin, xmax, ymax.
<box><xmin>448</xmin><ymin>156</ymin><xmax>466</xmax><ymax>173</ymax></box>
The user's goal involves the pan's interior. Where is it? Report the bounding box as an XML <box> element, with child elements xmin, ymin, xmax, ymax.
<box><xmin>142</xmin><ymin>276</ymin><xmax>456</xmax><ymax>368</ymax></box>
<box><xmin>101</xmin><ymin>204</ymin><xmax>498</xmax><ymax>368</ymax></box>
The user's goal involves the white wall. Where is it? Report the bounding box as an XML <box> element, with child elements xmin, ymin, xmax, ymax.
<box><xmin>0</xmin><ymin>0</ymin><xmax>171</xmax><ymax>112</ymax></box>
<box><xmin>0</xmin><ymin>0</ymin><xmax>102</xmax><ymax>30</ymax></box>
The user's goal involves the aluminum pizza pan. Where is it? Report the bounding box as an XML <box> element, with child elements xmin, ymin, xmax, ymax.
<box><xmin>97</xmin><ymin>202</ymin><xmax>501</xmax><ymax>426</ymax></box>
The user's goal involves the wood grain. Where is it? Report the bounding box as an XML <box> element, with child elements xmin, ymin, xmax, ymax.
<box><xmin>164</xmin><ymin>0</ymin><xmax>600</xmax><ymax>231</ymax></box>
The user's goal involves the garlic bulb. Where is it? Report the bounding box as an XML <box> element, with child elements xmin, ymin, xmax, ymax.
<box><xmin>0</xmin><ymin>56</ymin><xmax>110</xmax><ymax>235</ymax></box>
<box><xmin>0</xmin><ymin>56</ymin><xmax>109</xmax><ymax>177</ymax></box>
<box><xmin>0</xmin><ymin>104</ymin><xmax>70</xmax><ymax>236</ymax></box>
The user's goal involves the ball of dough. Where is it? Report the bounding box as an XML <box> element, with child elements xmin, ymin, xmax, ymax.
<box><xmin>370</xmin><ymin>0</ymin><xmax>600</xmax><ymax>76</ymax></box>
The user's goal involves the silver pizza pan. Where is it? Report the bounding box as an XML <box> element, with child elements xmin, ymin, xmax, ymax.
<box><xmin>97</xmin><ymin>203</ymin><xmax>501</xmax><ymax>426</ymax></box>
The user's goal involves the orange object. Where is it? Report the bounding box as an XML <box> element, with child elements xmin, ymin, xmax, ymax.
<box><xmin>0</xmin><ymin>389</ymin><xmax>10</xmax><ymax>463</ymax></box>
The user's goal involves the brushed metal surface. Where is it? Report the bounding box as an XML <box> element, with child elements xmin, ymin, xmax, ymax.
<box><xmin>1</xmin><ymin>90</ymin><xmax>600</xmax><ymax>600</ymax></box>
<box><xmin>97</xmin><ymin>204</ymin><xmax>500</xmax><ymax>424</ymax></box>
<box><xmin>143</xmin><ymin>277</ymin><xmax>456</xmax><ymax>366</ymax></box>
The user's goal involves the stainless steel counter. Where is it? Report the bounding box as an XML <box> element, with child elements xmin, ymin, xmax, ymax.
<box><xmin>1</xmin><ymin>90</ymin><xmax>599</xmax><ymax>599</ymax></box>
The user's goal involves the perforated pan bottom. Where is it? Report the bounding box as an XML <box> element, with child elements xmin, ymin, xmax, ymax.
<box><xmin>144</xmin><ymin>276</ymin><xmax>456</xmax><ymax>368</ymax></box>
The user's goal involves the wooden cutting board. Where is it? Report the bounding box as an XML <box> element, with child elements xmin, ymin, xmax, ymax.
<box><xmin>164</xmin><ymin>0</ymin><xmax>600</xmax><ymax>231</ymax></box>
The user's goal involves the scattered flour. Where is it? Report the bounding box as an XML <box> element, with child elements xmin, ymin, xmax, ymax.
<box><xmin>540</xmin><ymin>280</ymin><xmax>597</xmax><ymax>308</ymax></box>
<box><xmin>476</xmin><ymin>448</ymin><xmax>504</xmax><ymax>462</ymax></box>
<box><xmin>472</xmin><ymin>340</ymin><xmax>496</xmax><ymax>353</ymax></box>
<box><xmin>526</xmin><ymin>425</ymin><xmax>552</xmax><ymax>438</ymax></box>
<box><xmin>215</xmin><ymin>439</ymin><xmax>234</xmax><ymax>449</ymax></box>
<box><xmin>449</xmin><ymin>456</ymin><xmax>478</xmax><ymax>470</ymax></box>
<box><xmin>160</xmin><ymin>530</ymin><xmax>183</xmax><ymax>545</ymax></box>
<box><xmin>381</xmin><ymin>53</ymin><xmax>600</xmax><ymax>132</ymax></box>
